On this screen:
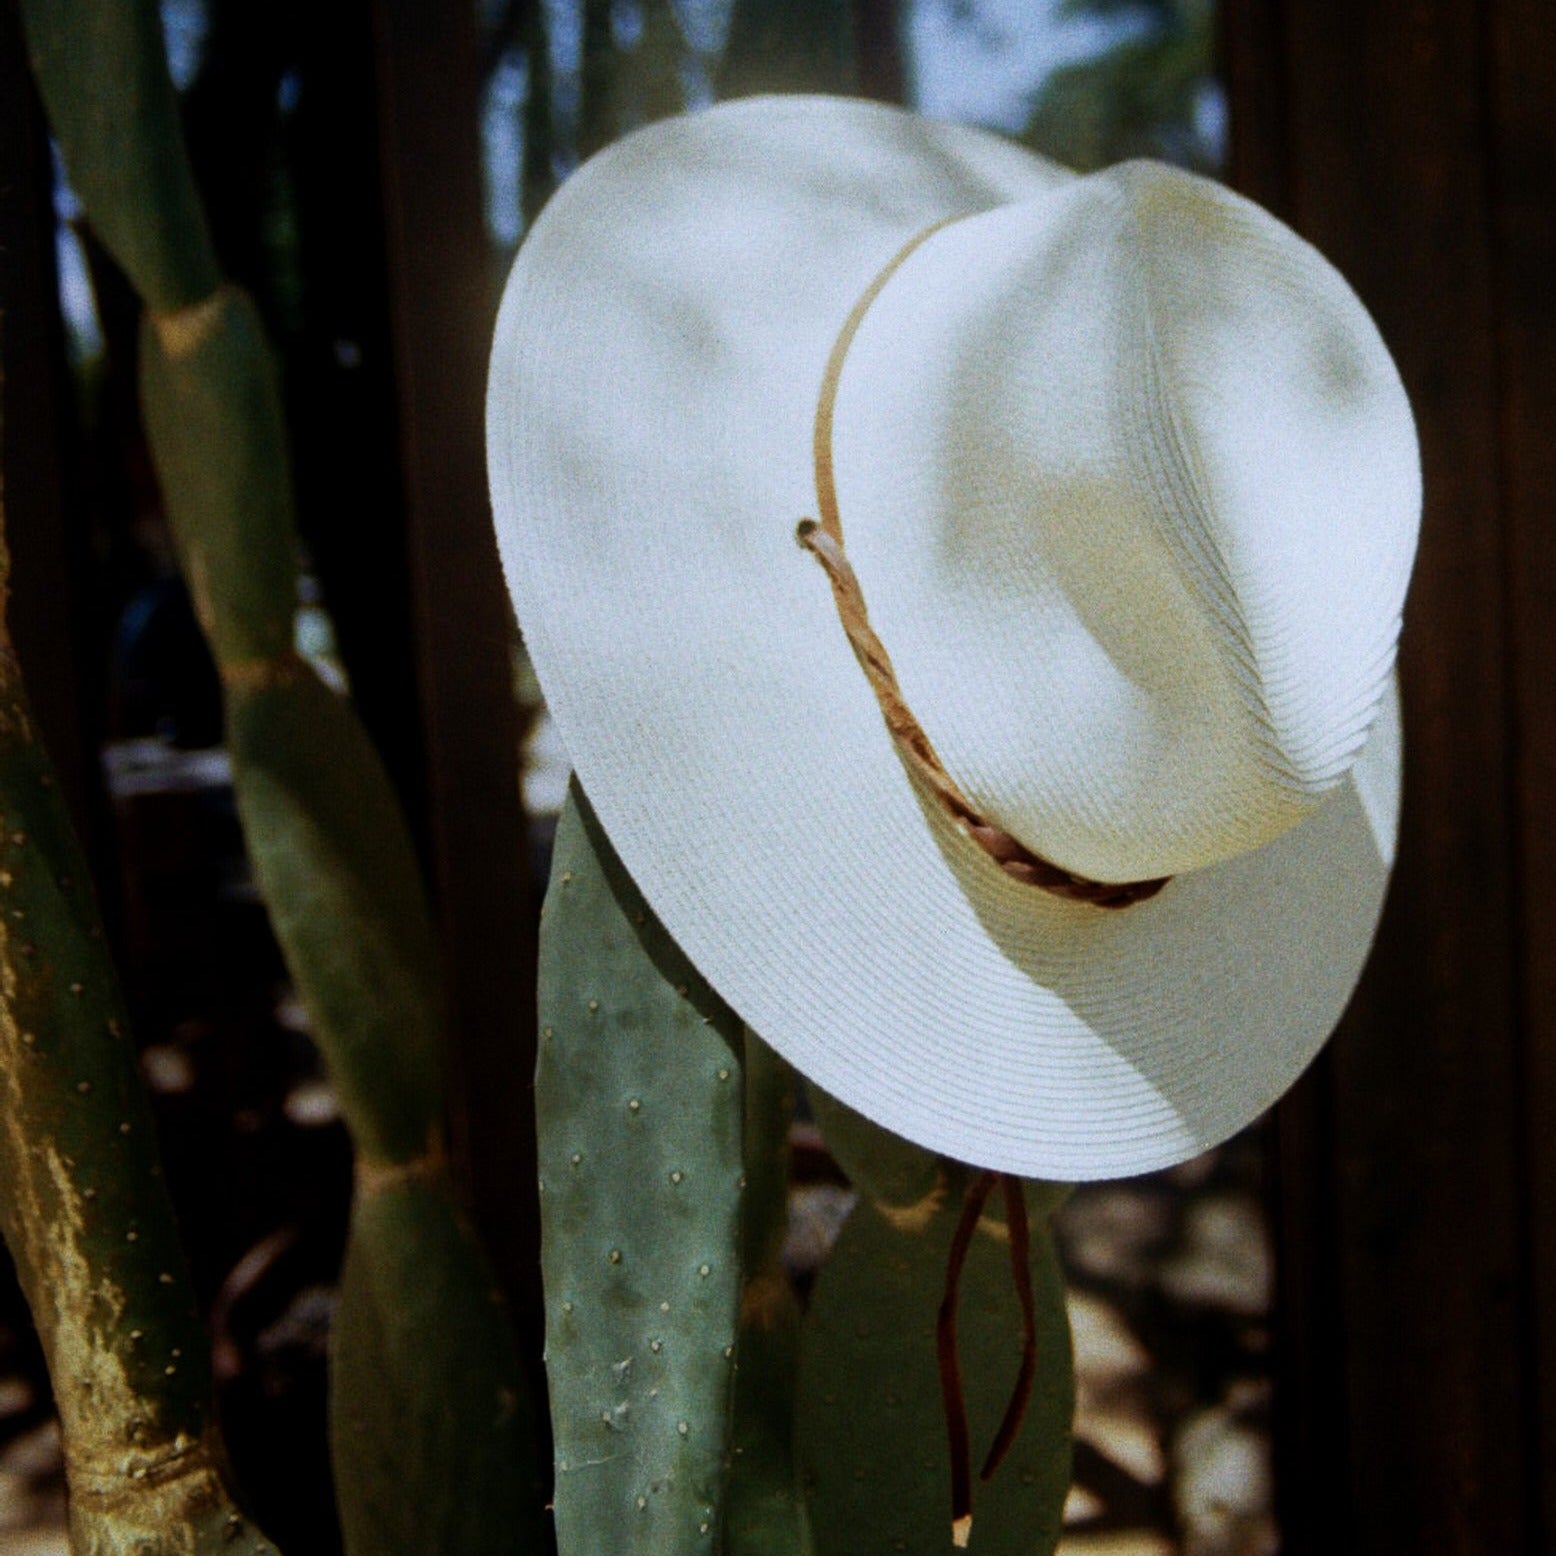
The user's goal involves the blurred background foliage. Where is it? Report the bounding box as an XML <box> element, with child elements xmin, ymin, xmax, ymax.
<box><xmin>1020</xmin><ymin>0</ymin><xmax>1219</xmax><ymax>171</ymax></box>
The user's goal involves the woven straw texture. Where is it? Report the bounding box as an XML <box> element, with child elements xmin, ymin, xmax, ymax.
<box><xmin>487</xmin><ymin>96</ymin><xmax>1418</xmax><ymax>1178</ymax></box>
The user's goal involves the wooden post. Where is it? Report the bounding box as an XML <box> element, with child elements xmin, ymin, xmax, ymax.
<box><xmin>0</xmin><ymin>0</ymin><xmax>92</xmax><ymax>839</ymax></box>
<box><xmin>369</xmin><ymin>0</ymin><xmax>544</xmax><ymax>1353</ymax></box>
<box><xmin>1227</xmin><ymin>2</ymin><xmax>1556</xmax><ymax>1549</ymax></box>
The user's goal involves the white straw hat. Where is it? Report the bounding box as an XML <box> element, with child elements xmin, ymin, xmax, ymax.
<box><xmin>487</xmin><ymin>95</ymin><xmax>1420</xmax><ymax>1180</ymax></box>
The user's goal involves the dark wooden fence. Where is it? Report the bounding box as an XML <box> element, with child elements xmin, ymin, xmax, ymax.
<box><xmin>1228</xmin><ymin>2</ymin><xmax>1556</xmax><ymax>1550</ymax></box>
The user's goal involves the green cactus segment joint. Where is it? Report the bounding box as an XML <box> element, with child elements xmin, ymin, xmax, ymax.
<box><xmin>136</xmin><ymin>286</ymin><xmax>303</xmax><ymax>675</ymax></box>
<box><xmin>150</xmin><ymin>286</ymin><xmax>232</xmax><ymax>360</ymax></box>
<box><xmin>137</xmin><ymin>280</ymin><xmax>445</xmax><ymax>1164</ymax></box>
<box><xmin>353</xmin><ymin>1133</ymin><xmax>449</xmax><ymax>1198</ymax></box>
<box><xmin>538</xmin><ymin>782</ymin><xmax>744</xmax><ymax>1555</ymax></box>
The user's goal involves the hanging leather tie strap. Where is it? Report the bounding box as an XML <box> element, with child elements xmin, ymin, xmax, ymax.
<box><xmin>937</xmin><ymin>1170</ymin><xmax>992</xmax><ymax>1549</ymax></box>
<box><xmin>800</xmin><ymin>222</ymin><xmax>1169</xmax><ymax>911</ymax></box>
<box><xmin>937</xmin><ymin>1171</ymin><xmax>1042</xmax><ymax>1548</ymax></box>
<box><xmin>982</xmin><ymin>1175</ymin><xmax>1038</xmax><ymax>1484</ymax></box>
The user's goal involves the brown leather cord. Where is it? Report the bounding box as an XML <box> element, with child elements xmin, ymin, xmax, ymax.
<box><xmin>938</xmin><ymin>1169</ymin><xmax>994</xmax><ymax>1549</ymax></box>
<box><xmin>801</xmin><ymin>223</ymin><xmax>1170</xmax><ymax>911</ymax></box>
<box><xmin>981</xmin><ymin>1175</ymin><xmax>1038</xmax><ymax>1483</ymax></box>
<box><xmin>937</xmin><ymin>1171</ymin><xmax>1046</xmax><ymax>1548</ymax></box>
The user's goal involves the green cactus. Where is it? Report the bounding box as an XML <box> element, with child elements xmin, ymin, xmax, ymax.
<box><xmin>804</xmin><ymin>1083</ymin><xmax>1074</xmax><ymax>1551</ymax></box>
<box><xmin>18</xmin><ymin>0</ymin><xmax>217</xmax><ymax>314</ymax></box>
<box><xmin>536</xmin><ymin>787</ymin><xmax>1080</xmax><ymax>1556</ymax></box>
<box><xmin>537</xmin><ymin>782</ymin><xmax>745</xmax><ymax>1555</ymax></box>
<box><xmin>725</xmin><ymin>1034</ymin><xmax>814</xmax><ymax>1556</ymax></box>
<box><xmin>20</xmin><ymin>2</ymin><xmax>543</xmax><ymax>1549</ymax></box>
<box><xmin>0</xmin><ymin>378</ymin><xmax>275</xmax><ymax>1550</ymax></box>
<box><xmin>717</xmin><ymin>0</ymin><xmax>855</xmax><ymax>98</ymax></box>
<box><xmin>222</xmin><ymin>663</ymin><xmax>542</xmax><ymax>1548</ymax></box>
<box><xmin>797</xmin><ymin>1193</ymin><xmax>1074</xmax><ymax>1556</ymax></box>
<box><xmin>330</xmin><ymin>1173</ymin><xmax>541</xmax><ymax>1554</ymax></box>
<box><xmin>808</xmin><ymin>1083</ymin><xmax>943</xmax><ymax>1214</ymax></box>
<box><xmin>809</xmin><ymin>1085</ymin><xmax>1074</xmax><ymax>1225</ymax></box>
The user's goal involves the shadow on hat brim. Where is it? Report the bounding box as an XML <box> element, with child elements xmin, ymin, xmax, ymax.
<box><xmin>487</xmin><ymin>95</ymin><xmax>1402</xmax><ymax>1180</ymax></box>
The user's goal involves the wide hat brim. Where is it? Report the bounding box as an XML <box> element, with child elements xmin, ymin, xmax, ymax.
<box><xmin>487</xmin><ymin>95</ymin><xmax>1402</xmax><ymax>1180</ymax></box>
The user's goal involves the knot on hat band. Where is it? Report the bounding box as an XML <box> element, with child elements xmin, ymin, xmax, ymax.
<box><xmin>801</xmin><ymin>219</ymin><xmax>1170</xmax><ymax>912</ymax></box>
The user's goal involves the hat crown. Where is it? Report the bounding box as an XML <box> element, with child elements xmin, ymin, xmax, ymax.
<box><xmin>831</xmin><ymin>161</ymin><xmax>1420</xmax><ymax>883</ymax></box>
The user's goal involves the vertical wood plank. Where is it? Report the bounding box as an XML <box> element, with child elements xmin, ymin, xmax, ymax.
<box><xmin>284</xmin><ymin>0</ymin><xmax>433</xmax><ymax>850</ymax></box>
<box><xmin>1222</xmin><ymin>12</ymin><xmax>1356</xmax><ymax>1548</ymax></box>
<box><xmin>370</xmin><ymin>0</ymin><xmax>543</xmax><ymax>1348</ymax></box>
<box><xmin>1490</xmin><ymin>1</ymin><xmax>1556</xmax><ymax>1546</ymax></box>
<box><xmin>1229</xmin><ymin>1</ymin><xmax>1539</xmax><ymax>1550</ymax></box>
<box><xmin>0</xmin><ymin>0</ymin><xmax>92</xmax><ymax>836</ymax></box>
<box><xmin>852</xmin><ymin>0</ymin><xmax>905</xmax><ymax>104</ymax></box>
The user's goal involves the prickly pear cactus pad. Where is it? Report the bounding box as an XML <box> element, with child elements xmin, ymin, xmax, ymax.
<box><xmin>810</xmin><ymin>1084</ymin><xmax>1074</xmax><ymax>1225</ymax></box>
<box><xmin>807</xmin><ymin>1082</ymin><xmax>942</xmax><ymax>1212</ymax></box>
<box><xmin>537</xmin><ymin>782</ymin><xmax>745</xmax><ymax>1554</ymax></box>
<box><xmin>329</xmin><ymin>1174</ymin><xmax>544</xmax><ymax>1556</ymax></box>
<box><xmin>797</xmin><ymin>1197</ymin><xmax>1073</xmax><ymax>1556</ymax></box>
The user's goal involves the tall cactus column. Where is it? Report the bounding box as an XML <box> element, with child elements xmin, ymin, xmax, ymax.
<box><xmin>0</xmin><ymin>359</ymin><xmax>276</xmax><ymax>1553</ymax></box>
<box><xmin>20</xmin><ymin>1</ymin><xmax>543</xmax><ymax>1549</ymax></box>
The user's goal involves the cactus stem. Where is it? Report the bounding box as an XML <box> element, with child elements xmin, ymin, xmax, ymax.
<box><xmin>149</xmin><ymin>285</ymin><xmax>231</xmax><ymax>358</ymax></box>
<box><xmin>217</xmin><ymin>652</ymin><xmax>308</xmax><ymax>697</ymax></box>
<box><xmin>354</xmin><ymin>1132</ymin><xmax>447</xmax><ymax>1198</ymax></box>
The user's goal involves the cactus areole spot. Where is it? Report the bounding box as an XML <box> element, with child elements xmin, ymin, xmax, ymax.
<box><xmin>487</xmin><ymin>96</ymin><xmax>1421</xmax><ymax>1180</ymax></box>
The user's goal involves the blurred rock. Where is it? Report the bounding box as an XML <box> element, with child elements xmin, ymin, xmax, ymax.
<box><xmin>1068</xmin><ymin>1290</ymin><xmax>1151</xmax><ymax>1389</ymax></box>
<box><xmin>783</xmin><ymin>1183</ymin><xmax>856</xmax><ymax>1276</ymax></box>
<box><xmin>1057</xmin><ymin>1186</ymin><xmax>1172</xmax><ymax>1286</ymax></box>
<box><xmin>284</xmin><ymin>1077</ymin><xmax>341</xmax><ymax>1128</ymax></box>
<box><xmin>1158</xmin><ymin>1196</ymin><xmax>1270</xmax><ymax>1317</ymax></box>
<box><xmin>1075</xmin><ymin>1404</ymin><xmax>1166</xmax><ymax>1487</ymax></box>
<box><xmin>141</xmin><ymin>1042</ymin><xmax>197</xmax><ymax>1095</ymax></box>
<box><xmin>0</xmin><ymin>1531</ymin><xmax>69</xmax><ymax>1554</ymax></box>
<box><xmin>1063</xmin><ymin>1482</ymin><xmax>1106</xmax><ymax>1524</ymax></box>
<box><xmin>1165</xmin><ymin>1149</ymin><xmax>1219</xmax><ymax>1192</ymax></box>
<box><xmin>0</xmin><ymin>1419</ymin><xmax>63</xmax><ymax>1534</ymax></box>
<box><xmin>1057</xmin><ymin>1532</ymin><xmax>1174</xmax><ymax>1556</ymax></box>
<box><xmin>1172</xmin><ymin>1381</ymin><xmax>1276</xmax><ymax>1556</ymax></box>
